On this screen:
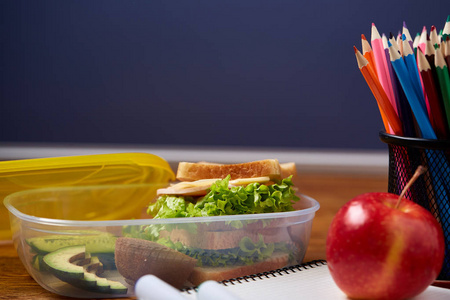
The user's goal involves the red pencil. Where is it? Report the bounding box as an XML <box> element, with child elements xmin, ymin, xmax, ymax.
<box><xmin>417</xmin><ymin>49</ymin><xmax>449</xmax><ymax>139</ymax></box>
<box><xmin>424</xmin><ymin>36</ymin><xmax>436</xmax><ymax>69</ymax></box>
<box><xmin>430</xmin><ymin>25</ymin><xmax>440</xmax><ymax>49</ymax></box>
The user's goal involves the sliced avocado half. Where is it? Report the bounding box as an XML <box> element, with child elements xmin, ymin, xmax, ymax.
<box><xmin>43</xmin><ymin>245</ymin><xmax>127</xmax><ymax>294</ymax></box>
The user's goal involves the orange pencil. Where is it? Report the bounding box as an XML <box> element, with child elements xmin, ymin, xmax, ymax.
<box><xmin>361</xmin><ymin>34</ymin><xmax>377</xmax><ymax>78</ymax></box>
<box><xmin>354</xmin><ymin>46</ymin><xmax>403</xmax><ymax>135</ymax></box>
<box><xmin>358</xmin><ymin>41</ymin><xmax>388</xmax><ymax>132</ymax></box>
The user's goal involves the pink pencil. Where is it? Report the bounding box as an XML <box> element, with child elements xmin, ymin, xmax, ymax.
<box><xmin>418</xmin><ymin>26</ymin><xmax>427</xmax><ymax>54</ymax></box>
<box><xmin>371</xmin><ymin>23</ymin><xmax>397</xmax><ymax>114</ymax></box>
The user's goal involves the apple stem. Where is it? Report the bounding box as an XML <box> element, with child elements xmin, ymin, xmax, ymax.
<box><xmin>395</xmin><ymin>166</ymin><xmax>427</xmax><ymax>209</ymax></box>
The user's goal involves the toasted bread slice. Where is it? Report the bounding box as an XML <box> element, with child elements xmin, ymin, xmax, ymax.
<box><xmin>188</xmin><ymin>252</ymin><xmax>290</xmax><ymax>285</ymax></box>
<box><xmin>176</xmin><ymin>159</ymin><xmax>281</xmax><ymax>181</ymax></box>
<box><xmin>280</xmin><ymin>162</ymin><xmax>297</xmax><ymax>179</ymax></box>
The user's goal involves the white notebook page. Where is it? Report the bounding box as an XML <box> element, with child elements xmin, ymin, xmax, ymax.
<box><xmin>181</xmin><ymin>261</ymin><xmax>450</xmax><ymax>300</ymax></box>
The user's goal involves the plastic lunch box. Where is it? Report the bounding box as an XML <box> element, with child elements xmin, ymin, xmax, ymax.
<box><xmin>3</xmin><ymin>154</ymin><xmax>320</xmax><ymax>298</ymax></box>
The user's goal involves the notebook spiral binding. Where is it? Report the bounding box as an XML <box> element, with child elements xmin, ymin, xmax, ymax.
<box><xmin>181</xmin><ymin>260</ymin><xmax>327</xmax><ymax>294</ymax></box>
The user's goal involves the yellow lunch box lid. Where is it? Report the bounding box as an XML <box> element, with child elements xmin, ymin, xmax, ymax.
<box><xmin>0</xmin><ymin>152</ymin><xmax>175</xmax><ymax>240</ymax></box>
<box><xmin>0</xmin><ymin>152</ymin><xmax>175</xmax><ymax>195</ymax></box>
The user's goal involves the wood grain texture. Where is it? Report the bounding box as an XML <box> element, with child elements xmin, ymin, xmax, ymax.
<box><xmin>0</xmin><ymin>172</ymin><xmax>388</xmax><ymax>299</ymax></box>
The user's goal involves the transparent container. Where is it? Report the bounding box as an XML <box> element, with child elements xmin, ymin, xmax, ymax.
<box><xmin>4</xmin><ymin>184</ymin><xmax>319</xmax><ymax>298</ymax></box>
<box><xmin>0</xmin><ymin>153</ymin><xmax>175</xmax><ymax>241</ymax></box>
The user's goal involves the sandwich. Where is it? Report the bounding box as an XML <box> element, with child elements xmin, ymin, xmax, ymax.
<box><xmin>121</xmin><ymin>159</ymin><xmax>303</xmax><ymax>286</ymax></box>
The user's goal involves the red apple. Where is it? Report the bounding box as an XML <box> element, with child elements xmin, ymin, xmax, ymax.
<box><xmin>326</xmin><ymin>192</ymin><xmax>445</xmax><ymax>300</ymax></box>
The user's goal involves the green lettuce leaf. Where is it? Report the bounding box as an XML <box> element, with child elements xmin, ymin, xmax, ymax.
<box><xmin>147</xmin><ymin>176</ymin><xmax>299</xmax><ymax>219</ymax></box>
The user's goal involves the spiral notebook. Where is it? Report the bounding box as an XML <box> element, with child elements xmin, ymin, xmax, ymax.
<box><xmin>180</xmin><ymin>260</ymin><xmax>450</xmax><ymax>300</ymax></box>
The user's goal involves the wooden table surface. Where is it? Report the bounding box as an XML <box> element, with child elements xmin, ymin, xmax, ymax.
<box><xmin>0</xmin><ymin>172</ymin><xmax>388</xmax><ymax>299</ymax></box>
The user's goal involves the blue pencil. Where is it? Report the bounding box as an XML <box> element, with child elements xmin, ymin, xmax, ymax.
<box><xmin>402</xmin><ymin>34</ymin><xmax>428</xmax><ymax>114</ymax></box>
<box><xmin>388</xmin><ymin>33</ymin><xmax>416</xmax><ymax>137</ymax></box>
<box><xmin>388</xmin><ymin>41</ymin><xmax>436</xmax><ymax>139</ymax></box>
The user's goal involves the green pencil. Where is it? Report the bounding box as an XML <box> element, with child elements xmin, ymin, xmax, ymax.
<box><xmin>442</xmin><ymin>15</ymin><xmax>450</xmax><ymax>41</ymax></box>
<box><xmin>435</xmin><ymin>48</ymin><xmax>450</xmax><ymax>131</ymax></box>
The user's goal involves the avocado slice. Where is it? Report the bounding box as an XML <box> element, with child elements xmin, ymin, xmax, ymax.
<box><xmin>27</xmin><ymin>230</ymin><xmax>116</xmax><ymax>254</ymax></box>
<box><xmin>43</xmin><ymin>245</ymin><xmax>87</xmax><ymax>280</ymax></box>
<box><xmin>43</xmin><ymin>245</ymin><xmax>127</xmax><ymax>294</ymax></box>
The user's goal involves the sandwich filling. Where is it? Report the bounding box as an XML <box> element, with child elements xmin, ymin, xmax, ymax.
<box><xmin>148</xmin><ymin>175</ymin><xmax>299</xmax><ymax>219</ymax></box>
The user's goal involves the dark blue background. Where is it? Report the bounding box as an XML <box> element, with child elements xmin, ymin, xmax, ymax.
<box><xmin>1</xmin><ymin>1</ymin><xmax>448</xmax><ymax>149</ymax></box>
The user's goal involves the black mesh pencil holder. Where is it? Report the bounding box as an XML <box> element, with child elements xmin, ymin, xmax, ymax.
<box><xmin>380</xmin><ymin>131</ymin><xmax>450</xmax><ymax>280</ymax></box>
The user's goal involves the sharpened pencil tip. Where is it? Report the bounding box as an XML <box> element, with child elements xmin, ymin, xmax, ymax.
<box><xmin>403</xmin><ymin>21</ymin><xmax>407</xmax><ymax>28</ymax></box>
<box><xmin>431</xmin><ymin>25</ymin><xmax>436</xmax><ymax>31</ymax></box>
<box><xmin>422</xmin><ymin>26</ymin><xmax>427</xmax><ymax>32</ymax></box>
<box><xmin>353</xmin><ymin>45</ymin><xmax>358</xmax><ymax>53</ymax></box>
<box><xmin>372</xmin><ymin>22</ymin><xmax>375</xmax><ymax>27</ymax></box>
<box><xmin>389</xmin><ymin>32</ymin><xmax>395</xmax><ymax>39</ymax></box>
<box><xmin>361</xmin><ymin>34</ymin><xmax>367</xmax><ymax>40</ymax></box>
<box><xmin>447</xmin><ymin>15</ymin><xmax>450</xmax><ymax>22</ymax></box>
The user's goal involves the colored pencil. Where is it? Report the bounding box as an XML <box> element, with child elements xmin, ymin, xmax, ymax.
<box><xmin>359</xmin><ymin>38</ymin><xmax>388</xmax><ymax>131</ymax></box>
<box><xmin>418</xmin><ymin>26</ymin><xmax>428</xmax><ymax>54</ymax></box>
<box><xmin>386</xmin><ymin>34</ymin><xmax>401</xmax><ymax>109</ymax></box>
<box><xmin>371</xmin><ymin>24</ymin><xmax>397</xmax><ymax>115</ymax></box>
<box><xmin>402</xmin><ymin>21</ymin><xmax>414</xmax><ymax>51</ymax></box>
<box><xmin>424</xmin><ymin>36</ymin><xmax>437</xmax><ymax>69</ymax></box>
<box><xmin>443</xmin><ymin>39</ymin><xmax>450</xmax><ymax>75</ymax></box>
<box><xmin>397</xmin><ymin>32</ymin><xmax>404</xmax><ymax>56</ymax></box>
<box><xmin>361</xmin><ymin>34</ymin><xmax>377</xmax><ymax>78</ymax></box>
<box><xmin>417</xmin><ymin>49</ymin><xmax>449</xmax><ymax>139</ymax></box>
<box><xmin>389</xmin><ymin>33</ymin><xmax>416</xmax><ymax>137</ymax></box>
<box><xmin>354</xmin><ymin>46</ymin><xmax>403</xmax><ymax>135</ymax></box>
<box><xmin>442</xmin><ymin>38</ymin><xmax>447</xmax><ymax>57</ymax></box>
<box><xmin>435</xmin><ymin>49</ymin><xmax>450</xmax><ymax>131</ymax></box>
<box><xmin>430</xmin><ymin>25</ymin><xmax>440</xmax><ymax>49</ymax></box>
<box><xmin>388</xmin><ymin>41</ymin><xmax>436</xmax><ymax>139</ymax></box>
<box><xmin>443</xmin><ymin>15</ymin><xmax>450</xmax><ymax>41</ymax></box>
<box><xmin>413</xmin><ymin>32</ymin><xmax>420</xmax><ymax>55</ymax></box>
<box><xmin>402</xmin><ymin>34</ymin><xmax>428</xmax><ymax>113</ymax></box>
